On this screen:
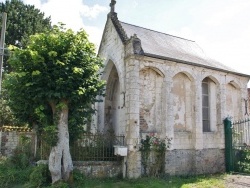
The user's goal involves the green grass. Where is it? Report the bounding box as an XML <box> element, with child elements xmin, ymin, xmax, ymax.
<box><xmin>72</xmin><ymin>174</ymin><xmax>226</xmax><ymax>188</ymax></box>
<box><xmin>1</xmin><ymin>174</ymin><xmax>227</xmax><ymax>188</ymax></box>
<box><xmin>0</xmin><ymin>156</ymin><xmax>226</xmax><ymax>188</ymax></box>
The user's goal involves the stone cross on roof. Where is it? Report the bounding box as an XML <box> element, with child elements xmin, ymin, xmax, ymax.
<box><xmin>110</xmin><ymin>0</ymin><xmax>116</xmax><ymax>13</ymax></box>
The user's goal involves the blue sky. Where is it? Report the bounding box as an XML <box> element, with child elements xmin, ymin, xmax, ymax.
<box><xmin>1</xmin><ymin>0</ymin><xmax>250</xmax><ymax>80</ymax></box>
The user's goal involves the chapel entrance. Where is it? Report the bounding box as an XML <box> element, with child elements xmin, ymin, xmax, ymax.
<box><xmin>104</xmin><ymin>64</ymin><xmax>120</xmax><ymax>135</ymax></box>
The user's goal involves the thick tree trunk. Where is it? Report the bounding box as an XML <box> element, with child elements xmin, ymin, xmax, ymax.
<box><xmin>48</xmin><ymin>101</ymin><xmax>73</xmax><ymax>183</ymax></box>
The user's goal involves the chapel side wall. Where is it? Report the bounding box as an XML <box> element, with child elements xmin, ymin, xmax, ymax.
<box><xmin>97</xmin><ymin>18</ymin><xmax>126</xmax><ymax>136</ymax></box>
<box><xmin>135</xmin><ymin>56</ymin><xmax>248</xmax><ymax>175</ymax></box>
<box><xmin>225</xmin><ymin>74</ymin><xmax>249</xmax><ymax>121</ymax></box>
<box><xmin>248</xmin><ymin>88</ymin><xmax>250</xmax><ymax>113</ymax></box>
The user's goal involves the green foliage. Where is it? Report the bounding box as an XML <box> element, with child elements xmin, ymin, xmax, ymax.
<box><xmin>11</xmin><ymin>149</ymin><xmax>30</xmax><ymax>169</ymax></box>
<box><xmin>0</xmin><ymin>156</ymin><xmax>33</xmax><ymax>187</ymax></box>
<box><xmin>0</xmin><ymin>136</ymin><xmax>37</xmax><ymax>187</ymax></box>
<box><xmin>0</xmin><ymin>88</ymin><xmax>19</xmax><ymax>126</ymax></box>
<box><xmin>73</xmin><ymin>169</ymin><xmax>86</xmax><ymax>183</ymax></box>
<box><xmin>49</xmin><ymin>181</ymin><xmax>69</xmax><ymax>188</ymax></box>
<box><xmin>4</xmin><ymin>23</ymin><xmax>105</xmax><ymax>141</ymax></box>
<box><xmin>11</xmin><ymin>135</ymin><xmax>34</xmax><ymax>169</ymax></box>
<box><xmin>0</xmin><ymin>0</ymin><xmax>52</xmax><ymax>128</ymax></box>
<box><xmin>10</xmin><ymin>135</ymin><xmax>33</xmax><ymax>167</ymax></box>
<box><xmin>3</xmin><ymin>24</ymin><xmax>105</xmax><ymax>182</ymax></box>
<box><xmin>42</xmin><ymin>125</ymin><xmax>58</xmax><ymax>147</ymax></box>
<box><xmin>0</xmin><ymin>161</ymin><xmax>227</xmax><ymax>188</ymax></box>
<box><xmin>25</xmin><ymin>164</ymin><xmax>51</xmax><ymax>188</ymax></box>
<box><xmin>0</xmin><ymin>0</ymin><xmax>51</xmax><ymax>47</ymax></box>
<box><xmin>140</xmin><ymin>134</ymin><xmax>172</xmax><ymax>177</ymax></box>
<box><xmin>0</xmin><ymin>0</ymin><xmax>52</xmax><ymax>73</ymax></box>
<box><xmin>235</xmin><ymin>147</ymin><xmax>250</xmax><ymax>173</ymax></box>
<box><xmin>71</xmin><ymin>174</ymin><xmax>225</xmax><ymax>188</ymax></box>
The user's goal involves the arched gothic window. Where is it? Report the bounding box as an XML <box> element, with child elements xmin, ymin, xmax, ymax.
<box><xmin>202</xmin><ymin>77</ymin><xmax>210</xmax><ymax>132</ymax></box>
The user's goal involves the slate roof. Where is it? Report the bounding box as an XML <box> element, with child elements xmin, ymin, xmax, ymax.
<box><xmin>120</xmin><ymin>21</ymin><xmax>238</xmax><ymax>73</ymax></box>
<box><xmin>103</xmin><ymin>12</ymin><xmax>249</xmax><ymax>76</ymax></box>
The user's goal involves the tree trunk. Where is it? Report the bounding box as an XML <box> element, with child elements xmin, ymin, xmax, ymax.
<box><xmin>48</xmin><ymin>101</ymin><xmax>73</xmax><ymax>183</ymax></box>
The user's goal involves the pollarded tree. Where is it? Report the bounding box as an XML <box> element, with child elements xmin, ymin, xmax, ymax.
<box><xmin>5</xmin><ymin>25</ymin><xmax>105</xmax><ymax>183</ymax></box>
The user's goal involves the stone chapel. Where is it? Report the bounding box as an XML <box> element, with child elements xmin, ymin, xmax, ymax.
<box><xmin>95</xmin><ymin>0</ymin><xmax>250</xmax><ymax>177</ymax></box>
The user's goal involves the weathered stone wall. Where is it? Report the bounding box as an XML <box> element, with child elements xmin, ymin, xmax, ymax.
<box><xmin>165</xmin><ymin>149</ymin><xmax>225</xmax><ymax>175</ymax></box>
<box><xmin>0</xmin><ymin>131</ymin><xmax>35</xmax><ymax>156</ymax></box>
<box><xmin>226</xmin><ymin>83</ymin><xmax>241</xmax><ymax>120</ymax></box>
<box><xmin>97</xmin><ymin>17</ymin><xmax>127</xmax><ymax>136</ymax></box>
<box><xmin>248</xmin><ymin>88</ymin><xmax>250</xmax><ymax>114</ymax></box>
<box><xmin>139</xmin><ymin>68</ymin><xmax>163</xmax><ymax>133</ymax></box>
<box><xmin>0</xmin><ymin>131</ymin><xmax>18</xmax><ymax>156</ymax></box>
<box><xmin>73</xmin><ymin>161</ymin><xmax>122</xmax><ymax>178</ymax></box>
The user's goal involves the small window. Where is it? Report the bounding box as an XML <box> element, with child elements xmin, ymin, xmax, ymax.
<box><xmin>202</xmin><ymin>78</ymin><xmax>210</xmax><ymax>132</ymax></box>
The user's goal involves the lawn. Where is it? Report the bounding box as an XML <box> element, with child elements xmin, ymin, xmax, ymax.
<box><xmin>0</xmin><ymin>155</ymin><xmax>227</xmax><ymax>188</ymax></box>
<box><xmin>75</xmin><ymin>175</ymin><xmax>225</xmax><ymax>188</ymax></box>
<box><xmin>11</xmin><ymin>175</ymin><xmax>226</xmax><ymax>188</ymax></box>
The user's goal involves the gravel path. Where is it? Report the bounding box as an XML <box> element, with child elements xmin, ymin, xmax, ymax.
<box><xmin>225</xmin><ymin>174</ymin><xmax>250</xmax><ymax>188</ymax></box>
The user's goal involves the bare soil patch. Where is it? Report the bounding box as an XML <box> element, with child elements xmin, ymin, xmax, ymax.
<box><xmin>225</xmin><ymin>174</ymin><xmax>250</xmax><ymax>188</ymax></box>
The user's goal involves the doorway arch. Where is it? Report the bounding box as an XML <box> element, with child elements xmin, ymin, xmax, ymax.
<box><xmin>104</xmin><ymin>63</ymin><xmax>120</xmax><ymax>135</ymax></box>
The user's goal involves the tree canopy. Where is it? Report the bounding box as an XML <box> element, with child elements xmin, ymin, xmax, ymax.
<box><xmin>0</xmin><ymin>88</ymin><xmax>18</xmax><ymax>126</ymax></box>
<box><xmin>0</xmin><ymin>0</ymin><xmax>52</xmax><ymax>73</ymax></box>
<box><xmin>0</xmin><ymin>0</ymin><xmax>51</xmax><ymax>48</ymax></box>
<box><xmin>0</xmin><ymin>0</ymin><xmax>52</xmax><ymax>126</ymax></box>
<box><xmin>4</xmin><ymin>24</ymin><xmax>105</xmax><ymax>183</ymax></box>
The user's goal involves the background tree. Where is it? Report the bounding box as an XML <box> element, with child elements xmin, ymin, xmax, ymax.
<box><xmin>4</xmin><ymin>25</ymin><xmax>105</xmax><ymax>183</ymax></box>
<box><xmin>0</xmin><ymin>0</ymin><xmax>52</xmax><ymax>72</ymax></box>
<box><xmin>0</xmin><ymin>88</ymin><xmax>18</xmax><ymax>126</ymax></box>
<box><xmin>0</xmin><ymin>0</ymin><xmax>51</xmax><ymax>47</ymax></box>
<box><xmin>0</xmin><ymin>0</ymin><xmax>52</xmax><ymax>127</ymax></box>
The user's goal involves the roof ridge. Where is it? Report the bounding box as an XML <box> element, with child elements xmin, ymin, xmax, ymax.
<box><xmin>120</xmin><ymin>21</ymin><xmax>195</xmax><ymax>42</ymax></box>
<box><xmin>108</xmin><ymin>13</ymin><xmax>128</xmax><ymax>43</ymax></box>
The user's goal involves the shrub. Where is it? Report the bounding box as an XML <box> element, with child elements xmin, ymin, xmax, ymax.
<box><xmin>236</xmin><ymin>147</ymin><xmax>250</xmax><ymax>173</ymax></box>
<box><xmin>25</xmin><ymin>164</ymin><xmax>51</xmax><ymax>188</ymax></box>
<box><xmin>11</xmin><ymin>135</ymin><xmax>34</xmax><ymax>169</ymax></box>
<box><xmin>0</xmin><ymin>156</ymin><xmax>32</xmax><ymax>187</ymax></box>
<box><xmin>73</xmin><ymin>169</ymin><xmax>86</xmax><ymax>185</ymax></box>
<box><xmin>0</xmin><ymin>135</ymin><xmax>36</xmax><ymax>187</ymax></box>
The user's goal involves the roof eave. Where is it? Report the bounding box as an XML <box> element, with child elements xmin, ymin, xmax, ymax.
<box><xmin>144</xmin><ymin>53</ymin><xmax>250</xmax><ymax>78</ymax></box>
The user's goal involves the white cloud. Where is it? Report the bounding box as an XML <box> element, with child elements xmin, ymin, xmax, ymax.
<box><xmin>84</xmin><ymin>25</ymin><xmax>103</xmax><ymax>50</ymax></box>
<box><xmin>168</xmin><ymin>23</ymin><xmax>250</xmax><ymax>77</ymax></box>
<box><xmin>132</xmin><ymin>0</ymin><xmax>138</xmax><ymax>9</ymax></box>
<box><xmin>41</xmin><ymin>0</ymin><xmax>84</xmax><ymax>31</ymax></box>
<box><xmin>22</xmin><ymin>0</ymin><xmax>107</xmax><ymax>31</ymax></box>
<box><xmin>81</xmin><ymin>4</ymin><xmax>108</xmax><ymax>19</ymax></box>
<box><xmin>23</xmin><ymin>0</ymin><xmax>41</xmax><ymax>8</ymax></box>
<box><xmin>22</xmin><ymin>0</ymin><xmax>107</xmax><ymax>46</ymax></box>
<box><xmin>204</xmin><ymin>1</ymin><xmax>250</xmax><ymax>27</ymax></box>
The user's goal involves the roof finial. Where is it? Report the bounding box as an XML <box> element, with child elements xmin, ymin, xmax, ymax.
<box><xmin>110</xmin><ymin>0</ymin><xmax>116</xmax><ymax>13</ymax></box>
